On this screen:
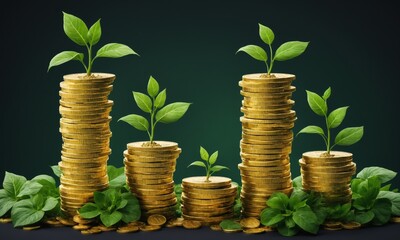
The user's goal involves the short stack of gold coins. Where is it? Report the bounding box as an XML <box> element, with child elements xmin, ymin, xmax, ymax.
<box><xmin>238</xmin><ymin>73</ymin><xmax>296</xmax><ymax>218</ymax></box>
<box><xmin>58</xmin><ymin>73</ymin><xmax>115</xmax><ymax>217</ymax></box>
<box><xmin>124</xmin><ymin>141</ymin><xmax>181</xmax><ymax>220</ymax></box>
<box><xmin>181</xmin><ymin>176</ymin><xmax>237</xmax><ymax>225</ymax></box>
<box><xmin>300</xmin><ymin>151</ymin><xmax>356</xmax><ymax>204</ymax></box>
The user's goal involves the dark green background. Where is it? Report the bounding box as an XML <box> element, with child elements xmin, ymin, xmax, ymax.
<box><xmin>1</xmin><ymin>0</ymin><xmax>399</xmax><ymax>188</ymax></box>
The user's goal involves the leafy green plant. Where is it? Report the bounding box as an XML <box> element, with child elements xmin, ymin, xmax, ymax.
<box><xmin>79</xmin><ymin>188</ymin><xmax>141</xmax><ymax>227</ymax></box>
<box><xmin>48</xmin><ymin>12</ymin><xmax>138</xmax><ymax>75</ymax></box>
<box><xmin>351</xmin><ymin>167</ymin><xmax>399</xmax><ymax>225</ymax></box>
<box><xmin>260</xmin><ymin>192</ymin><xmax>319</xmax><ymax>236</ymax></box>
<box><xmin>0</xmin><ymin>172</ymin><xmax>60</xmax><ymax>227</ymax></box>
<box><xmin>219</xmin><ymin>219</ymin><xmax>242</xmax><ymax>231</ymax></box>
<box><xmin>119</xmin><ymin>76</ymin><xmax>191</xmax><ymax>144</ymax></box>
<box><xmin>298</xmin><ymin>87</ymin><xmax>364</xmax><ymax>156</ymax></box>
<box><xmin>174</xmin><ymin>184</ymin><xmax>183</xmax><ymax>217</ymax></box>
<box><xmin>232</xmin><ymin>182</ymin><xmax>242</xmax><ymax>218</ymax></box>
<box><xmin>188</xmin><ymin>146</ymin><xmax>229</xmax><ymax>182</ymax></box>
<box><xmin>237</xmin><ymin>23</ymin><xmax>309</xmax><ymax>76</ymax></box>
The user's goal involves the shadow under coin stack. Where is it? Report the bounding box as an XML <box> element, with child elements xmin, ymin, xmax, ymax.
<box><xmin>300</xmin><ymin>151</ymin><xmax>356</xmax><ymax>204</ymax></box>
<box><xmin>58</xmin><ymin>73</ymin><xmax>115</xmax><ymax>217</ymax></box>
<box><xmin>239</xmin><ymin>73</ymin><xmax>296</xmax><ymax>218</ymax></box>
<box><xmin>124</xmin><ymin>141</ymin><xmax>180</xmax><ymax>220</ymax></box>
<box><xmin>181</xmin><ymin>176</ymin><xmax>237</xmax><ymax>225</ymax></box>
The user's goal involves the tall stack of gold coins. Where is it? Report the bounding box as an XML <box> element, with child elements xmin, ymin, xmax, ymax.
<box><xmin>58</xmin><ymin>73</ymin><xmax>115</xmax><ymax>217</ymax></box>
<box><xmin>238</xmin><ymin>73</ymin><xmax>296</xmax><ymax>218</ymax></box>
<box><xmin>300</xmin><ymin>151</ymin><xmax>356</xmax><ymax>204</ymax></box>
<box><xmin>181</xmin><ymin>176</ymin><xmax>237</xmax><ymax>225</ymax></box>
<box><xmin>124</xmin><ymin>141</ymin><xmax>180</xmax><ymax>220</ymax></box>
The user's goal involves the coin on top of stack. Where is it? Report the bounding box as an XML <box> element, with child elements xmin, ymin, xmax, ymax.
<box><xmin>239</xmin><ymin>73</ymin><xmax>296</xmax><ymax>218</ymax></box>
<box><xmin>300</xmin><ymin>151</ymin><xmax>356</xmax><ymax>204</ymax></box>
<box><xmin>181</xmin><ymin>176</ymin><xmax>237</xmax><ymax>225</ymax></box>
<box><xmin>124</xmin><ymin>141</ymin><xmax>181</xmax><ymax>220</ymax></box>
<box><xmin>59</xmin><ymin>73</ymin><xmax>115</xmax><ymax>217</ymax></box>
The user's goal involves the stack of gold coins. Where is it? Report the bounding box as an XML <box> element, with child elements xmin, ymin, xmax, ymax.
<box><xmin>58</xmin><ymin>73</ymin><xmax>115</xmax><ymax>217</ymax></box>
<box><xmin>124</xmin><ymin>141</ymin><xmax>181</xmax><ymax>220</ymax></box>
<box><xmin>239</xmin><ymin>73</ymin><xmax>296</xmax><ymax>218</ymax></box>
<box><xmin>300</xmin><ymin>151</ymin><xmax>356</xmax><ymax>204</ymax></box>
<box><xmin>181</xmin><ymin>176</ymin><xmax>237</xmax><ymax>225</ymax></box>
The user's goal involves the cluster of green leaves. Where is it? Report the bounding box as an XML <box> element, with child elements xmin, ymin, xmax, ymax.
<box><xmin>188</xmin><ymin>146</ymin><xmax>229</xmax><ymax>182</ymax></box>
<box><xmin>232</xmin><ymin>182</ymin><xmax>242</xmax><ymax>218</ymax></box>
<box><xmin>219</xmin><ymin>219</ymin><xmax>243</xmax><ymax>231</ymax></box>
<box><xmin>119</xmin><ymin>76</ymin><xmax>191</xmax><ymax>143</ymax></box>
<box><xmin>48</xmin><ymin>12</ymin><xmax>138</xmax><ymax>75</ymax></box>
<box><xmin>298</xmin><ymin>87</ymin><xmax>364</xmax><ymax>155</ymax></box>
<box><xmin>351</xmin><ymin>167</ymin><xmax>399</xmax><ymax>225</ymax></box>
<box><xmin>174</xmin><ymin>184</ymin><xmax>183</xmax><ymax>217</ymax></box>
<box><xmin>237</xmin><ymin>23</ymin><xmax>309</xmax><ymax>75</ymax></box>
<box><xmin>78</xmin><ymin>165</ymin><xmax>140</xmax><ymax>227</ymax></box>
<box><xmin>260</xmin><ymin>192</ymin><xmax>319</xmax><ymax>236</ymax></box>
<box><xmin>0</xmin><ymin>171</ymin><xmax>59</xmax><ymax>227</ymax></box>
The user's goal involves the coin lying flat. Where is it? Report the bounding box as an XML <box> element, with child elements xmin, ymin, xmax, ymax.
<box><xmin>147</xmin><ymin>214</ymin><xmax>167</xmax><ymax>226</ymax></box>
<box><xmin>240</xmin><ymin>217</ymin><xmax>260</xmax><ymax>229</ymax></box>
<box><xmin>182</xmin><ymin>220</ymin><xmax>202</xmax><ymax>229</ymax></box>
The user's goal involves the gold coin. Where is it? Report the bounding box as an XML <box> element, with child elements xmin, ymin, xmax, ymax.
<box><xmin>127</xmin><ymin>141</ymin><xmax>178</xmax><ymax>151</ymax></box>
<box><xmin>147</xmin><ymin>214</ymin><xmax>167</xmax><ymax>226</ymax></box>
<box><xmin>61</xmin><ymin>80</ymin><xmax>113</xmax><ymax>90</ymax></box>
<box><xmin>0</xmin><ymin>218</ymin><xmax>12</xmax><ymax>223</ymax></box>
<box><xmin>22</xmin><ymin>225</ymin><xmax>41</xmax><ymax>231</ymax></box>
<box><xmin>125</xmin><ymin>166</ymin><xmax>175</xmax><ymax>175</ymax></box>
<box><xmin>222</xmin><ymin>228</ymin><xmax>242</xmax><ymax>233</ymax></box>
<box><xmin>73</xmin><ymin>224</ymin><xmax>91</xmax><ymax>230</ymax></box>
<box><xmin>59</xmin><ymin>100</ymin><xmax>113</xmax><ymax>111</ymax></box>
<box><xmin>243</xmin><ymin>228</ymin><xmax>265</xmax><ymax>234</ymax></box>
<box><xmin>181</xmin><ymin>195</ymin><xmax>235</xmax><ymax>205</ymax></box>
<box><xmin>239</xmin><ymin>162</ymin><xmax>290</xmax><ymax>172</ymax></box>
<box><xmin>59</xmin><ymin>90</ymin><xmax>110</xmax><ymax>100</ymax></box>
<box><xmin>240</xmin><ymin>175</ymin><xmax>292</xmax><ymax>184</ymax></box>
<box><xmin>182</xmin><ymin>204</ymin><xmax>233</xmax><ymax>213</ymax></box>
<box><xmin>239</xmin><ymin>81</ymin><xmax>294</xmax><ymax>92</ymax></box>
<box><xmin>242</xmin><ymin>73</ymin><xmax>295</xmax><ymax>83</ymax></box>
<box><xmin>61</xmin><ymin>132</ymin><xmax>112</xmax><ymax>141</ymax></box>
<box><xmin>140</xmin><ymin>199</ymin><xmax>177</xmax><ymax>208</ymax></box>
<box><xmin>81</xmin><ymin>227</ymin><xmax>102</xmax><ymax>235</ymax></box>
<box><xmin>139</xmin><ymin>225</ymin><xmax>161</xmax><ymax>231</ymax></box>
<box><xmin>341</xmin><ymin>221</ymin><xmax>361</xmax><ymax>229</ymax></box>
<box><xmin>166</xmin><ymin>218</ymin><xmax>184</xmax><ymax>227</ymax></box>
<box><xmin>56</xmin><ymin>216</ymin><xmax>76</xmax><ymax>226</ymax></box>
<box><xmin>240</xmin><ymin>152</ymin><xmax>290</xmax><ymax>161</ymax></box>
<box><xmin>126</xmin><ymin>176</ymin><xmax>173</xmax><ymax>185</ymax></box>
<box><xmin>63</xmin><ymin>73</ymin><xmax>115</xmax><ymax>83</ymax></box>
<box><xmin>210</xmin><ymin>224</ymin><xmax>222</xmax><ymax>231</ymax></box>
<box><xmin>124</xmin><ymin>153</ymin><xmax>178</xmax><ymax>163</ymax></box>
<box><xmin>60</xmin><ymin>82</ymin><xmax>113</xmax><ymax>93</ymax></box>
<box><xmin>61</xmin><ymin>116</ymin><xmax>112</xmax><ymax>124</ymax></box>
<box><xmin>239</xmin><ymin>217</ymin><xmax>260</xmax><ymax>229</ymax></box>
<box><xmin>182</xmin><ymin>176</ymin><xmax>232</xmax><ymax>189</ymax></box>
<box><xmin>182</xmin><ymin>219</ymin><xmax>202</xmax><ymax>229</ymax></box>
<box><xmin>73</xmin><ymin>215</ymin><xmax>94</xmax><ymax>225</ymax></box>
<box><xmin>123</xmin><ymin>159</ymin><xmax>176</xmax><ymax>168</ymax></box>
<box><xmin>125</xmin><ymin>172</ymin><xmax>173</xmax><ymax>180</ymax></box>
<box><xmin>127</xmin><ymin>149</ymin><xmax>182</xmax><ymax>158</ymax></box>
<box><xmin>240</xmin><ymin>140</ymin><xmax>293</xmax><ymax>150</ymax></box>
<box><xmin>131</xmin><ymin>181</ymin><xmax>174</xmax><ymax>190</ymax></box>
<box><xmin>240</xmin><ymin>89</ymin><xmax>295</xmax><ymax>98</ymax></box>
<box><xmin>117</xmin><ymin>225</ymin><xmax>140</xmax><ymax>233</ymax></box>
<box><xmin>302</xmin><ymin>151</ymin><xmax>352</xmax><ymax>161</ymax></box>
<box><xmin>182</xmin><ymin>209</ymin><xmax>233</xmax><ymax>218</ymax></box>
<box><xmin>131</xmin><ymin>186</ymin><xmax>174</xmax><ymax>195</ymax></box>
<box><xmin>182</xmin><ymin>185</ymin><xmax>237</xmax><ymax>196</ymax></box>
<box><xmin>181</xmin><ymin>191</ymin><xmax>236</xmax><ymax>200</ymax></box>
<box><xmin>241</xmin><ymin>159</ymin><xmax>290</xmax><ymax>167</ymax></box>
<box><xmin>94</xmin><ymin>224</ymin><xmax>116</xmax><ymax>232</ymax></box>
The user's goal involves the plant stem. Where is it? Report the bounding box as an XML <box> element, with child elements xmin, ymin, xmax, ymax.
<box><xmin>325</xmin><ymin>115</ymin><xmax>331</xmax><ymax>155</ymax></box>
<box><xmin>150</xmin><ymin>108</ymin><xmax>155</xmax><ymax>144</ymax></box>
<box><xmin>86</xmin><ymin>44</ymin><xmax>93</xmax><ymax>75</ymax></box>
<box><xmin>264</xmin><ymin>61</ymin><xmax>269</xmax><ymax>74</ymax></box>
<box><xmin>267</xmin><ymin>44</ymin><xmax>274</xmax><ymax>75</ymax></box>
<box><xmin>205</xmin><ymin>160</ymin><xmax>211</xmax><ymax>182</ymax></box>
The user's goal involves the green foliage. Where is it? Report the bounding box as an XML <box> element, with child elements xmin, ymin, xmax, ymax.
<box><xmin>298</xmin><ymin>87</ymin><xmax>364</xmax><ymax>155</ymax></box>
<box><xmin>79</xmin><ymin>188</ymin><xmax>140</xmax><ymax>227</ymax></box>
<box><xmin>0</xmin><ymin>171</ymin><xmax>60</xmax><ymax>227</ymax></box>
<box><xmin>107</xmin><ymin>166</ymin><xmax>127</xmax><ymax>189</ymax></box>
<box><xmin>260</xmin><ymin>192</ymin><xmax>319</xmax><ymax>236</ymax></box>
<box><xmin>174</xmin><ymin>184</ymin><xmax>183</xmax><ymax>217</ymax></box>
<box><xmin>188</xmin><ymin>146</ymin><xmax>229</xmax><ymax>182</ymax></box>
<box><xmin>119</xmin><ymin>76</ymin><xmax>191</xmax><ymax>143</ymax></box>
<box><xmin>48</xmin><ymin>12</ymin><xmax>138</xmax><ymax>75</ymax></box>
<box><xmin>219</xmin><ymin>219</ymin><xmax>242</xmax><ymax>231</ymax></box>
<box><xmin>237</xmin><ymin>23</ymin><xmax>308</xmax><ymax>75</ymax></box>
<box><xmin>231</xmin><ymin>182</ymin><xmax>242</xmax><ymax>218</ymax></box>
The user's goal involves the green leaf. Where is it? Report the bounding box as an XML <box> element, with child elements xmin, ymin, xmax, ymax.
<box><xmin>200</xmin><ymin>146</ymin><xmax>209</xmax><ymax>161</ymax></box>
<box><xmin>154</xmin><ymin>89</ymin><xmax>167</xmax><ymax>109</ymax></box>
<box><xmin>119</xmin><ymin>114</ymin><xmax>149</xmax><ymax>132</ymax></box>
<box><xmin>219</xmin><ymin>219</ymin><xmax>242</xmax><ymax>230</ymax></box>
<box><xmin>188</xmin><ymin>161</ymin><xmax>206</xmax><ymax>168</ymax></box>
<box><xmin>3</xmin><ymin>172</ymin><xmax>26</xmax><ymax>198</ymax></box>
<box><xmin>292</xmin><ymin>206</ymin><xmax>319</xmax><ymax>234</ymax></box>
<box><xmin>109</xmin><ymin>175</ymin><xmax>126</xmax><ymax>189</ymax></box>
<box><xmin>209</xmin><ymin>151</ymin><xmax>218</xmax><ymax>165</ymax></box>
<box><xmin>51</xmin><ymin>165</ymin><xmax>61</xmax><ymax>177</ymax></box>
<box><xmin>94</xmin><ymin>191</ymin><xmax>106</xmax><ymax>209</ymax></box>
<box><xmin>355</xmin><ymin>211</ymin><xmax>374</xmax><ymax>224</ymax></box>
<box><xmin>155</xmin><ymin>102</ymin><xmax>191</xmax><ymax>124</ymax></box>
<box><xmin>147</xmin><ymin>76</ymin><xmax>160</xmax><ymax>98</ymax></box>
<box><xmin>96</xmin><ymin>43</ymin><xmax>138</xmax><ymax>58</ymax></box>
<box><xmin>357</xmin><ymin>167</ymin><xmax>397</xmax><ymax>184</ymax></box>
<box><xmin>274</xmin><ymin>41</ymin><xmax>309</xmax><ymax>61</ymax></box>
<box><xmin>277</xmin><ymin>224</ymin><xmax>298</xmax><ymax>237</ymax></box>
<box><xmin>63</xmin><ymin>12</ymin><xmax>88</xmax><ymax>46</ymax></box>
<box><xmin>259</xmin><ymin>23</ymin><xmax>274</xmax><ymax>45</ymax></box>
<box><xmin>371</xmin><ymin>198</ymin><xmax>392</xmax><ymax>225</ymax></box>
<box><xmin>210</xmin><ymin>165</ymin><xmax>229</xmax><ymax>173</ymax></box>
<box><xmin>48</xmin><ymin>51</ymin><xmax>84</xmax><ymax>71</ymax></box>
<box><xmin>260</xmin><ymin>207</ymin><xmax>284</xmax><ymax>226</ymax></box>
<box><xmin>87</xmin><ymin>19</ymin><xmax>101</xmax><ymax>46</ymax></box>
<box><xmin>11</xmin><ymin>199</ymin><xmax>44</xmax><ymax>227</ymax></box>
<box><xmin>285</xmin><ymin>217</ymin><xmax>296</xmax><ymax>228</ymax></box>
<box><xmin>120</xmin><ymin>193</ymin><xmax>141</xmax><ymax>223</ymax></box>
<box><xmin>297</xmin><ymin>125</ymin><xmax>325</xmax><ymax>137</ymax></box>
<box><xmin>0</xmin><ymin>189</ymin><xmax>14</xmax><ymax>217</ymax></box>
<box><xmin>267</xmin><ymin>192</ymin><xmax>289</xmax><ymax>210</ymax></box>
<box><xmin>377</xmin><ymin>191</ymin><xmax>400</xmax><ymax>216</ymax></box>
<box><xmin>328</xmin><ymin>106</ymin><xmax>349</xmax><ymax>129</ymax></box>
<box><xmin>100</xmin><ymin>211</ymin><xmax>123</xmax><ymax>227</ymax></box>
<box><xmin>17</xmin><ymin>181</ymin><xmax>42</xmax><ymax>198</ymax></box>
<box><xmin>322</xmin><ymin>87</ymin><xmax>331</xmax><ymax>100</ymax></box>
<box><xmin>107</xmin><ymin>166</ymin><xmax>124</xmax><ymax>181</ymax></box>
<box><xmin>306</xmin><ymin>90</ymin><xmax>327</xmax><ymax>116</ymax></box>
<box><xmin>42</xmin><ymin>197</ymin><xmax>58</xmax><ymax>211</ymax></box>
<box><xmin>236</xmin><ymin>45</ymin><xmax>267</xmax><ymax>61</ymax></box>
<box><xmin>116</xmin><ymin>199</ymin><xmax>128</xmax><ymax>210</ymax></box>
<box><xmin>292</xmin><ymin>176</ymin><xmax>302</xmax><ymax>189</ymax></box>
<box><xmin>133</xmin><ymin>92</ymin><xmax>153</xmax><ymax>113</ymax></box>
<box><xmin>31</xmin><ymin>175</ymin><xmax>56</xmax><ymax>186</ymax></box>
<box><xmin>79</xmin><ymin>203</ymin><xmax>101</xmax><ymax>219</ymax></box>
<box><xmin>334</xmin><ymin>126</ymin><xmax>364</xmax><ymax>146</ymax></box>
